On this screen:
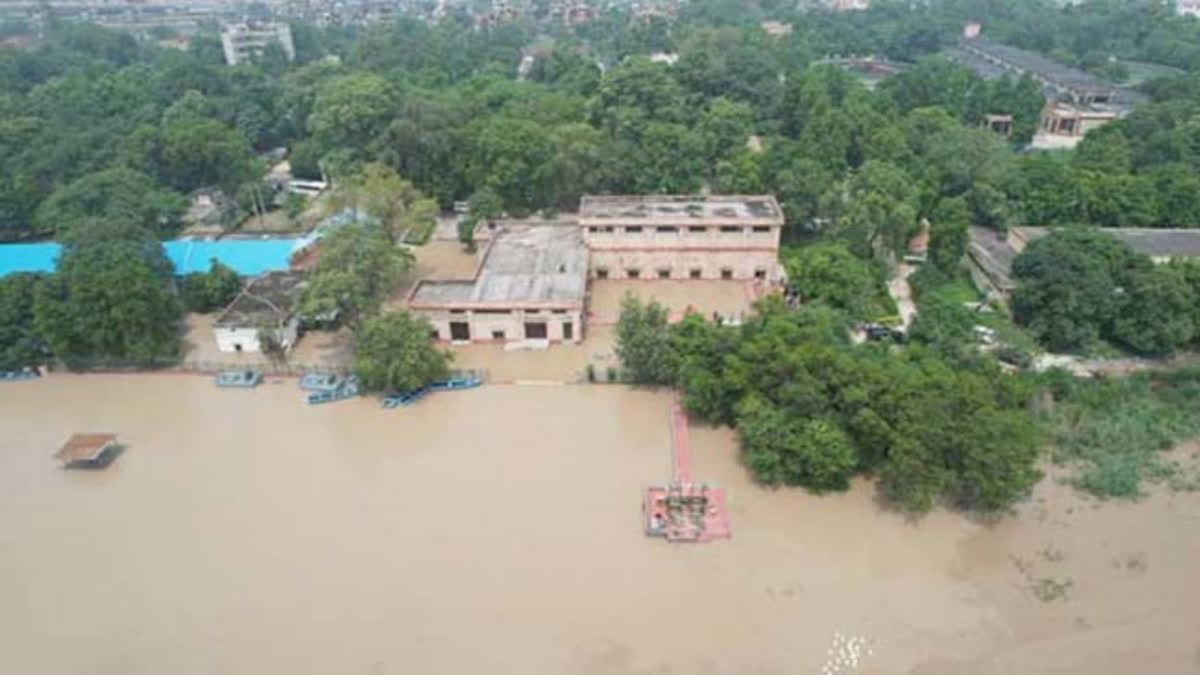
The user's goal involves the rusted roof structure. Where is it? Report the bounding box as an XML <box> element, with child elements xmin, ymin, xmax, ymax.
<box><xmin>54</xmin><ymin>433</ymin><xmax>119</xmax><ymax>466</ymax></box>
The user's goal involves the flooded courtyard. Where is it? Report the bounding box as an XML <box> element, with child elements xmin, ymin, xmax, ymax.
<box><xmin>1</xmin><ymin>375</ymin><xmax>1198</xmax><ymax>674</ymax></box>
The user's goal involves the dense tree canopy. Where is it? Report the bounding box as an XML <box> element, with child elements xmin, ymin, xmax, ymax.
<box><xmin>297</xmin><ymin>223</ymin><xmax>413</xmax><ymax>325</ymax></box>
<box><xmin>33</xmin><ymin>222</ymin><xmax>182</xmax><ymax>366</ymax></box>
<box><xmin>617</xmin><ymin>298</ymin><xmax>1042</xmax><ymax>513</ymax></box>
<box><xmin>1012</xmin><ymin>228</ymin><xmax>1198</xmax><ymax>355</ymax></box>
<box><xmin>353</xmin><ymin>310</ymin><xmax>452</xmax><ymax>393</ymax></box>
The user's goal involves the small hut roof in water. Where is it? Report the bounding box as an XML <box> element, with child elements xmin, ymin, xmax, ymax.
<box><xmin>54</xmin><ymin>433</ymin><xmax>121</xmax><ymax>468</ymax></box>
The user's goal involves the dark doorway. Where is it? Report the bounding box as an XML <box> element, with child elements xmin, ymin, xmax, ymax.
<box><xmin>525</xmin><ymin>322</ymin><xmax>548</xmax><ymax>339</ymax></box>
<box><xmin>562</xmin><ymin>322</ymin><xmax>573</xmax><ymax>340</ymax></box>
<box><xmin>449</xmin><ymin>322</ymin><xmax>470</xmax><ymax>341</ymax></box>
<box><xmin>492</xmin><ymin>330</ymin><xmax>505</xmax><ymax>340</ymax></box>
<box><xmin>720</xmin><ymin>268</ymin><xmax>734</xmax><ymax>280</ymax></box>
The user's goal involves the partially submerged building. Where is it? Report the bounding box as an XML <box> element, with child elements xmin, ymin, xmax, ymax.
<box><xmin>409</xmin><ymin>226</ymin><xmax>588</xmax><ymax>345</ymax></box>
<box><xmin>213</xmin><ymin>271</ymin><xmax>306</xmax><ymax>353</ymax></box>
<box><xmin>579</xmin><ymin>195</ymin><xmax>785</xmax><ymax>282</ymax></box>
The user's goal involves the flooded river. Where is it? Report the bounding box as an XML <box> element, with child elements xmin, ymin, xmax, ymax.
<box><xmin>1</xmin><ymin>375</ymin><xmax>1198</xmax><ymax>674</ymax></box>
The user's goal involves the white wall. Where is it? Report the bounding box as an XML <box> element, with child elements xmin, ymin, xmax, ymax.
<box><xmin>213</xmin><ymin>318</ymin><xmax>298</xmax><ymax>353</ymax></box>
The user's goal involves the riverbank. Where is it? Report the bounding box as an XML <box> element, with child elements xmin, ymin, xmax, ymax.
<box><xmin>1</xmin><ymin>374</ymin><xmax>1197</xmax><ymax>674</ymax></box>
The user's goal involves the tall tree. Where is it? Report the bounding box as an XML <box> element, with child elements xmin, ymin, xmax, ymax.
<box><xmin>298</xmin><ymin>223</ymin><xmax>413</xmax><ymax>325</ymax></box>
<box><xmin>33</xmin><ymin>221</ymin><xmax>181</xmax><ymax>366</ymax></box>
<box><xmin>353</xmin><ymin>311</ymin><xmax>452</xmax><ymax>393</ymax></box>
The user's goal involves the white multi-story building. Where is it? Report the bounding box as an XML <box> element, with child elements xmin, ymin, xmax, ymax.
<box><xmin>1179</xmin><ymin>0</ymin><xmax>1200</xmax><ymax>17</ymax></box>
<box><xmin>219</xmin><ymin>22</ymin><xmax>295</xmax><ymax>66</ymax></box>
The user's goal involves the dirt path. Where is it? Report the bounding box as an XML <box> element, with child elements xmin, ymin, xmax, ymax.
<box><xmin>888</xmin><ymin>262</ymin><xmax>917</xmax><ymax>332</ymax></box>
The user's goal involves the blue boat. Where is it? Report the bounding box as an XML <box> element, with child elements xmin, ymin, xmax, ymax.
<box><xmin>382</xmin><ymin>386</ymin><xmax>429</xmax><ymax>409</ymax></box>
<box><xmin>427</xmin><ymin>375</ymin><xmax>483</xmax><ymax>392</ymax></box>
<box><xmin>0</xmin><ymin>367</ymin><xmax>39</xmax><ymax>381</ymax></box>
<box><xmin>299</xmin><ymin>373</ymin><xmax>343</xmax><ymax>392</ymax></box>
<box><xmin>214</xmin><ymin>369</ymin><xmax>262</xmax><ymax>388</ymax></box>
<box><xmin>382</xmin><ymin>373</ymin><xmax>482</xmax><ymax>408</ymax></box>
<box><xmin>306</xmin><ymin>376</ymin><xmax>360</xmax><ymax>405</ymax></box>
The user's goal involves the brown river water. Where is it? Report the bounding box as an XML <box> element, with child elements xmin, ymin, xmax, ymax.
<box><xmin>2</xmin><ymin>374</ymin><xmax>1198</xmax><ymax>675</ymax></box>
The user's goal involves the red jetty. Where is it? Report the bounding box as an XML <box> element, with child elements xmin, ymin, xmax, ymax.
<box><xmin>643</xmin><ymin>401</ymin><xmax>731</xmax><ymax>543</ymax></box>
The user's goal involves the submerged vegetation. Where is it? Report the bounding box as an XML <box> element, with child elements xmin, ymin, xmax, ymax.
<box><xmin>1040</xmin><ymin>368</ymin><xmax>1200</xmax><ymax>499</ymax></box>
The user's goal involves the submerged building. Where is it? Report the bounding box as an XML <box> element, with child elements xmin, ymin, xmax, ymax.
<box><xmin>408</xmin><ymin>225</ymin><xmax>588</xmax><ymax>345</ymax></box>
<box><xmin>579</xmin><ymin>195</ymin><xmax>784</xmax><ymax>283</ymax></box>
<box><xmin>407</xmin><ymin>194</ymin><xmax>785</xmax><ymax>346</ymax></box>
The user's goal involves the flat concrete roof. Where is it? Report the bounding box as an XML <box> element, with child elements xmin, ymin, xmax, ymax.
<box><xmin>409</xmin><ymin>226</ymin><xmax>588</xmax><ymax>309</ymax></box>
<box><xmin>579</xmin><ymin>195</ymin><xmax>783</xmax><ymax>226</ymax></box>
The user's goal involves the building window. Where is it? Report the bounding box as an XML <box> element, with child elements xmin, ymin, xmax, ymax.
<box><xmin>526</xmin><ymin>309</ymin><xmax>540</xmax><ymax>315</ymax></box>
<box><xmin>551</xmin><ymin>309</ymin><xmax>567</xmax><ymax>314</ymax></box>
<box><xmin>688</xmin><ymin>226</ymin><xmax>707</xmax><ymax>233</ymax></box>
<box><xmin>476</xmin><ymin>309</ymin><xmax>510</xmax><ymax>315</ymax></box>
<box><xmin>596</xmin><ymin>268</ymin><xmax>609</xmax><ymax>280</ymax></box>
<box><xmin>720</xmin><ymin>268</ymin><xmax>733</xmax><ymax>280</ymax></box>
<box><xmin>656</xmin><ymin>226</ymin><xmax>678</xmax><ymax>233</ymax></box>
<box><xmin>429</xmin><ymin>329</ymin><xmax>439</xmax><ymax>340</ymax></box>
<box><xmin>754</xmin><ymin>269</ymin><xmax>767</xmax><ymax>280</ymax></box>
<box><xmin>450</xmin><ymin>322</ymin><xmax>470</xmax><ymax>341</ymax></box>
<box><xmin>603</xmin><ymin>226</ymin><xmax>615</xmax><ymax>232</ymax></box>
<box><xmin>588</xmin><ymin>226</ymin><xmax>600</xmax><ymax>233</ymax></box>
<box><xmin>627</xmin><ymin>268</ymin><xmax>641</xmax><ymax>279</ymax></box>
<box><xmin>657</xmin><ymin>269</ymin><xmax>671</xmax><ymax>279</ymax></box>
<box><xmin>752</xmin><ymin>226</ymin><xmax>771</xmax><ymax>233</ymax></box>
<box><xmin>524</xmin><ymin>322</ymin><xmax>548</xmax><ymax>339</ymax></box>
<box><xmin>720</xmin><ymin>226</ymin><xmax>742</xmax><ymax>233</ymax></box>
<box><xmin>689</xmin><ymin>268</ymin><xmax>702</xmax><ymax>279</ymax></box>
<box><xmin>625</xmin><ymin>226</ymin><xmax>643</xmax><ymax>233</ymax></box>
<box><xmin>562</xmin><ymin>322</ymin><xmax>574</xmax><ymax>340</ymax></box>
<box><xmin>450</xmin><ymin>309</ymin><xmax>466</xmax><ymax>314</ymax></box>
<box><xmin>492</xmin><ymin>330</ymin><xmax>505</xmax><ymax>340</ymax></box>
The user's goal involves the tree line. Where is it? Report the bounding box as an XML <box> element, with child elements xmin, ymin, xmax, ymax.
<box><xmin>8</xmin><ymin>1</ymin><xmax>1200</xmax><ymax>246</ymax></box>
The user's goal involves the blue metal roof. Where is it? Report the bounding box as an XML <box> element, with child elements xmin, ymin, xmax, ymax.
<box><xmin>0</xmin><ymin>238</ymin><xmax>305</xmax><ymax>278</ymax></box>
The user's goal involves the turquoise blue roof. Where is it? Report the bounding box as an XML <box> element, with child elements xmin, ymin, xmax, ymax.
<box><xmin>0</xmin><ymin>238</ymin><xmax>305</xmax><ymax>277</ymax></box>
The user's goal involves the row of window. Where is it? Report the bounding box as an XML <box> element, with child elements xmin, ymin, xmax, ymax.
<box><xmin>587</xmin><ymin>225</ymin><xmax>773</xmax><ymax>234</ymax></box>
<box><xmin>595</xmin><ymin>267</ymin><xmax>767</xmax><ymax>280</ymax></box>
<box><xmin>447</xmin><ymin>308</ymin><xmax>569</xmax><ymax>315</ymax></box>
<box><xmin>436</xmin><ymin>320</ymin><xmax>575</xmax><ymax>341</ymax></box>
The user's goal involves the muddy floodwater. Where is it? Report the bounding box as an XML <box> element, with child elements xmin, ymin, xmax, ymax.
<box><xmin>2</xmin><ymin>375</ymin><xmax>1198</xmax><ymax>674</ymax></box>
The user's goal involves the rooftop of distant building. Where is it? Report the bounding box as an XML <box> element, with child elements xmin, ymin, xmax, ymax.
<box><xmin>578</xmin><ymin>195</ymin><xmax>783</xmax><ymax>225</ymax></box>
<box><xmin>408</xmin><ymin>226</ymin><xmax>588</xmax><ymax>308</ymax></box>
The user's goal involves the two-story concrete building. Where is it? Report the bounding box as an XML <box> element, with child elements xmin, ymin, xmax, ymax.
<box><xmin>578</xmin><ymin>195</ymin><xmax>785</xmax><ymax>283</ymax></box>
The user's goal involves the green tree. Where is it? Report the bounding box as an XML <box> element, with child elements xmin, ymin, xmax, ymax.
<box><xmin>307</xmin><ymin>71</ymin><xmax>398</xmax><ymax>157</ymax></box>
<box><xmin>0</xmin><ymin>273</ymin><xmax>44</xmax><ymax>370</ymax></box>
<box><xmin>783</xmin><ymin>242</ymin><xmax>887</xmax><ymax>319</ymax></box>
<box><xmin>33</xmin><ymin>168</ymin><xmax>186</xmax><ymax>238</ymax></box>
<box><xmin>323</xmin><ymin>162</ymin><xmax>438</xmax><ymax>240</ymax></box>
<box><xmin>1111</xmin><ymin>265</ymin><xmax>1196</xmax><ymax>355</ymax></box>
<box><xmin>298</xmin><ymin>223</ymin><xmax>413</xmax><ymax>325</ymax></box>
<box><xmin>928</xmin><ymin>197</ymin><xmax>969</xmax><ymax>271</ymax></box>
<box><xmin>736</xmin><ymin>394</ymin><xmax>858</xmax><ymax>492</ymax></box>
<box><xmin>34</xmin><ymin>222</ymin><xmax>181</xmax><ymax>366</ymax></box>
<box><xmin>179</xmin><ymin>260</ymin><xmax>242</xmax><ymax>314</ymax></box>
<box><xmin>1011</xmin><ymin>228</ymin><xmax>1143</xmax><ymax>352</ymax></box>
<box><xmin>614</xmin><ymin>294</ymin><xmax>677</xmax><ymax>385</ymax></box>
<box><xmin>160</xmin><ymin>118</ymin><xmax>257</xmax><ymax>193</ymax></box>
<box><xmin>353</xmin><ymin>311</ymin><xmax>452</xmax><ymax>393</ymax></box>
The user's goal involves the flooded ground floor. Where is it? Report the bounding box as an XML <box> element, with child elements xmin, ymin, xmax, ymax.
<box><xmin>1</xmin><ymin>375</ymin><xmax>1198</xmax><ymax>674</ymax></box>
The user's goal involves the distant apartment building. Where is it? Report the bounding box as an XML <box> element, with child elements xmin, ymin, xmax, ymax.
<box><xmin>220</xmin><ymin>22</ymin><xmax>295</xmax><ymax>66</ymax></box>
<box><xmin>1179</xmin><ymin>0</ymin><xmax>1200</xmax><ymax>18</ymax></box>
<box><xmin>579</xmin><ymin>195</ymin><xmax>785</xmax><ymax>283</ymax></box>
